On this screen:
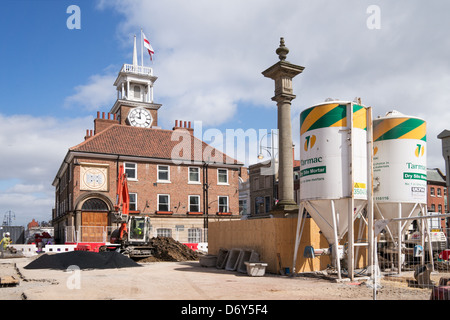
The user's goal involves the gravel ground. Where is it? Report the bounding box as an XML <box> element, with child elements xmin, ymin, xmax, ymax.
<box><xmin>0</xmin><ymin>255</ymin><xmax>442</xmax><ymax>302</ymax></box>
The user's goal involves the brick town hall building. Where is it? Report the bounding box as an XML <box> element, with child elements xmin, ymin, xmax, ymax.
<box><xmin>52</xmin><ymin>39</ymin><xmax>243</xmax><ymax>245</ymax></box>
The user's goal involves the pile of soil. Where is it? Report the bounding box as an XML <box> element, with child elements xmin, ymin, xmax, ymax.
<box><xmin>24</xmin><ymin>251</ymin><xmax>141</xmax><ymax>270</ymax></box>
<box><xmin>139</xmin><ymin>237</ymin><xmax>199</xmax><ymax>262</ymax></box>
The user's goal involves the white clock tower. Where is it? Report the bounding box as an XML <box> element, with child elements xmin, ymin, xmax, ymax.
<box><xmin>110</xmin><ymin>35</ymin><xmax>161</xmax><ymax>128</ymax></box>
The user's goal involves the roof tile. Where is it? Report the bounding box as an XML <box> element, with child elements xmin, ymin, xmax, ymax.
<box><xmin>71</xmin><ymin>125</ymin><xmax>241</xmax><ymax>165</ymax></box>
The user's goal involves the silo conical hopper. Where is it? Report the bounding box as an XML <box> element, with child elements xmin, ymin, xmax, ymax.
<box><xmin>296</xmin><ymin>101</ymin><xmax>370</xmax><ymax>277</ymax></box>
<box><xmin>373</xmin><ymin>111</ymin><xmax>427</xmax><ymax>243</ymax></box>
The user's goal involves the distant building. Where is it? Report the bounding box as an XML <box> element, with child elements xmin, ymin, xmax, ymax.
<box><xmin>249</xmin><ymin>161</ymin><xmax>278</xmax><ymax>218</ymax></box>
<box><xmin>27</xmin><ymin>219</ymin><xmax>39</xmax><ymax>230</ymax></box>
<box><xmin>248</xmin><ymin>158</ymin><xmax>300</xmax><ymax>218</ymax></box>
<box><xmin>238</xmin><ymin>167</ymin><xmax>250</xmax><ymax>218</ymax></box>
<box><xmin>427</xmin><ymin>167</ymin><xmax>448</xmax><ymax>229</ymax></box>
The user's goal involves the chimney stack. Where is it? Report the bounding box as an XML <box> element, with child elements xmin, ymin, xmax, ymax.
<box><xmin>172</xmin><ymin>119</ymin><xmax>193</xmax><ymax>134</ymax></box>
<box><xmin>94</xmin><ymin>110</ymin><xmax>119</xmax><ymax>134</ymax></box>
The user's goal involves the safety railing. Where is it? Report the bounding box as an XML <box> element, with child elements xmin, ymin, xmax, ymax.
<box><xmin>373</xmin><ymin>218</ymin><xmax>450</xmax><ymax>300</ymax></box>
<box><xmin>63</xmin><ymin>226</ymin><xmax>208</xmax><ymax>251</ymax></box>
<box><xmin>120</xmin><ymin>64</ymin><xmax>153</xmax><ymax>76</ymax></box>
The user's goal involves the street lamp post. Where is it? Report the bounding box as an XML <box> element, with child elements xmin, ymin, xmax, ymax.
<box><xmin>262</xmin><ymin>37</ymin><xmax>304</xmax><ymax>217</ymax></box>
<box><xmin>258</xmin><ymin>130</ymin><xmax>278</xmax><ymax>161</ymax></box>
<box><xmin>258</xmin><ymin>131</ymin><xmax>279</xmax><ymax>211</ymax></box>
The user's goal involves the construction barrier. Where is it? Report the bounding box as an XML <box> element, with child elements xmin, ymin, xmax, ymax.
<box><xmin>198</xmin><ymin>242</ymin><xmax>208</xmax><ymax>253</ymax></box>
<box><xmin>75</xmin><ymin>245</ymin><xmax>90</xmax><ymax>251</ymax></box>
<box><xmin>73</xmin><ymin>243</ymin><xmax>105</xmax><ymax>252</ymax></box>
<box><xmin>10</xmin><ymin>244</ymin><xmax>39</xmax><ymax>257</ymax></box>
<box><xmin>42</xmin><ymin>244</ymin><xmax>77</xmax><ymax>253</ymax></box>
<box><xmin>183</xmin><ymin>243</ymin><xmax>199</xmax><ymax>251</ymax></box>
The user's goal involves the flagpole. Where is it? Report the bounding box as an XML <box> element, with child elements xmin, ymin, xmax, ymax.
<box><xmin>141</xmin><ymin>28</ymin><xmax>144</xmax><ymax>67</ymax></box>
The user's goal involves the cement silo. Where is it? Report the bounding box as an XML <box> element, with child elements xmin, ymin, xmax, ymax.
<box><xmin>373</xmin><ymin>110</ymin><xmax>427</xmax><ymax>270</ymax></box>
<box><xmin>293</xmin><ymin>100</ymin><xmax>374</xmax><ymax>280</ymax></box>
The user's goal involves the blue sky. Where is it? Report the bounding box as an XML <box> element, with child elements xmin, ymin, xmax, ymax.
<box><xmin>1</xmin><ymin>1</ymin><xmax>124</xmax><ymax>117</ymax></box>
<box><xmin>1</xmin><ymin>0</ymin><xmax>450</xmax><ymax>226</ymax></box>
<box><xmin>0</xmin><ymin>0</ymin><xmax>278</xmax><ymax>127</ymax></box>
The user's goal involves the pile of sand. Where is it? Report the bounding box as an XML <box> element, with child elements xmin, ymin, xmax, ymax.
<box><xmin>138</xmin><ymin>237</ymin><xmax>199</xmax><ymax>262</ymax></box>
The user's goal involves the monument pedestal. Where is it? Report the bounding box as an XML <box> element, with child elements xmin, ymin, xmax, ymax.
<box><xmin>262</xmin><ymin>38</ymin><xmax>304</xmax><ymax>218</ymax></box>
<box><xmin>270</xmin><ymin>200</ymin><xmax>299</xmax><ymax>217</ymax></box>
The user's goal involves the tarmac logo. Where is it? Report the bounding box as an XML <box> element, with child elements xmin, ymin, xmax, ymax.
<box><xmin>415</xmin><ymin>144</ymin><xmax>425</xmax><ymax>158</ymax></box>
<box><xmin>304</xmin><ymin>135</ymin><xmax>316</xmax><ymax>152</ymax></box>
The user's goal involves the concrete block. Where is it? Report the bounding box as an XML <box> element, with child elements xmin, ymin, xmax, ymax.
<box><xmin>216</xmin><ymin>248</ymin><xmax>229</xmax><ymax>269</ymax></box>
<box><xmin>237</xmin><ymin>250</ymin><xmax>253</xmax><ymax>273</ymax></box>
<box><xmin>199</xmin><ymin>255</ymin><xmax>217</xmax><ymax>267</ymax></box>
<box><xmin>225</xmin><ymin>249</ymin><xmax>242</xmax><ymax>271</ymax></box>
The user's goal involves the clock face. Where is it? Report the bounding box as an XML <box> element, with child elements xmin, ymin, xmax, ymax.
<box><xmin>128</xmin><ymin>108</ymin><xmax>153</xmax><ymax>128</ymax></box>
<box><xmin>81</xmin><ymin>166</ymin><xmax>108</xmax><ymax>191</ymax></box>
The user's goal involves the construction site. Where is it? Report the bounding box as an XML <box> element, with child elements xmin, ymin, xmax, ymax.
<box><xmin>0</xmin><ymin>236</ymin><xmax>446</xmax><ymax>301</ymax></box>
<box><xmin>2</xmin><ymin>33</ymin><xmax>450</xmax><ymax>304</ymax></box>
<box><xmin>2</xmin><ymin>99</ymin><xmax>449</xmax><ymax>301</ymax></box>
<box><xmin>1</xmin><ymin>151</ymin><xmax>450</xmax><ymax>301</ymax></box>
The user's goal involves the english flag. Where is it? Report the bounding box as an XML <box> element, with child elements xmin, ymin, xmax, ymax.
<box><xmin>142</xmin><ymin>32</ymin><xmax>154</xmax><ymax>61</ymax></box>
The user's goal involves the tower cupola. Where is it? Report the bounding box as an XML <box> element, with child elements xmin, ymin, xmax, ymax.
<box><xmin>110</xmin><ymin>35</ymin><xmax>161</xmax><ymax>128</ymax></box>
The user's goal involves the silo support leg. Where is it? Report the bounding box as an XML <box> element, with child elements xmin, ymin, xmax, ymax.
<box><xmin>397</xmin><ymin>203</ymin><xmax>402</xmax><ymax>275</ymax></box>
<box><xmin>331</xmin><ymin>200</ymin><xmax>342</xmax><ymax>280</ymax></box>
<box><xmin>292</xmin><ymin>203</ymin><xmax>305</xmax><ymax>275</ymax></box>
<box><xmin>422</xmin><ymin>204</ymin><xmax>435</xmax><ymax>272</ymax></box>
<box><xmin>348</xmin><ymin>198</ymin><xmax>355</xmax><ymax>280</ymax></box>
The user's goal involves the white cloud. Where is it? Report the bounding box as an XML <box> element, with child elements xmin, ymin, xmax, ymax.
<box><xmin>6</xmin><ymin>183</ymin><xmax>45</xmax><ymax>194</ymax></box>
<box><xmin>0</xmin><ymin>192</ymin><xmax>52</xmax><ymax>227</ymax></box>
<box><xmin>96</xmin><ymin>0</ymin><xmax>292</xmax><ymax>127</ymax></box>
<box><xmin>0</xmin><ymin>113</ymin><xmax>91</xmax><ymax>226</ymax></box>
<box><xmin>95</xmin><ymin>1</ymin><xmax>450</xmax><ymax>130</ymax></box>
<box><xmin>64</xmin><ymin>73</ymin><xmax>117</xmax><ymax>111</ymax></box>
<box><xmin>94</xmin><ymin>0</ymin><xmax>450</xmax><ymax>168</ymax></box>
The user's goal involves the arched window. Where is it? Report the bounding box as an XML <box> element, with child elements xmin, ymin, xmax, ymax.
<box><xmin>81</xmin><ymin>198</ymin><xmax>109</xmax><ymax>211</ymax></box>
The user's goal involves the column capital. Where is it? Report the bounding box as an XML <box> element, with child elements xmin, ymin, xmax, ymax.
<box><xmin>262</xmin><ymin>38</ymin><xmax>304</xmax><ymax>100</ymax></box>
<box><xmin>262</xmin><ymin>60</ymin><xmax>304</xmax><ymax>81</ymax></box>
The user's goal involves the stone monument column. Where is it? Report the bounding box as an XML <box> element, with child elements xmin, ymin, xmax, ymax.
<box><xmin>262</xmin><ymin>38</ymin><xmax>304</xmax><ymax>216</ymax></box>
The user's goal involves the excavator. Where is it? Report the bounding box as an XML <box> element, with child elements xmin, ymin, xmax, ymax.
<box><xmin>100</xmin><ymin>165</ymin><xmax>154</xmax><ymax>258</ymax></box>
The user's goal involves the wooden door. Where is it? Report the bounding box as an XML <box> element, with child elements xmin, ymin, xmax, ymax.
<box><xmin>81</xmin><ymin>211</ymin><xmax>108</xmax><ymax>242</ymax></box>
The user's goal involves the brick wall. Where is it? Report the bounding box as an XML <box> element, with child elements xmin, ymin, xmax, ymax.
<box><xmin>428</xmin><ymin>183</ymin><xmax>447</xmax><ymax>213</ymax></box>
<box><xmin>124</xmin><ymin>162</ymin><xmax>240</xmax><ymax>216</ymax></box>
<box><xmin>55</xmin><ymin>157</ymin><xmax>240</xmax><ymax>224</ymax></box>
